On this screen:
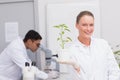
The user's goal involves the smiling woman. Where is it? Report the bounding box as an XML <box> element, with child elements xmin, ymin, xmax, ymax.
<box><xmin>76</xmin><ymin>11</ymin><xmax>94</xmax><ymax>46</ymax></box>
<box><xmin>59</xmin><ymin>11</ymin><xmax>120</xmax><ymax>80</ymax></box>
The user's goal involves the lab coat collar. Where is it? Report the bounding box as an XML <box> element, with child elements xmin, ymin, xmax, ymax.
<box><xmin>74</xmin><ymin>37</ymin><xmax>94</xmax><ymax>48</ymax></box>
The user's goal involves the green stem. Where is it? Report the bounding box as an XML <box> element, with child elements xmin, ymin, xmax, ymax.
<box><xmin>60</xmin><ymin>27</ymin><xmax>64</xmax><ymax>49</ymax></box>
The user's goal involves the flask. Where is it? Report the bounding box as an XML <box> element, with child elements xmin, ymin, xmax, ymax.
<box><xmin>31</xmin><ymin>62</ymin><xmax>36</xmax><ymax>74</ymax></box>
<box><xmin>22</xmin><ymin>62</ymin><xmax>34</xmax><ymax>80</ymax></box>
<box><xmin>31</xmin><ymin>61</ymin><xmax>36</xmax><ymax>66</ymax></box>
<box><xmin>31</xmin><ymin>62</ymin><xmax>36</xmax><ymax>79</ymax></box>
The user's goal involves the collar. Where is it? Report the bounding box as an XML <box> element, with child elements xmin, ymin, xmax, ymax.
<box><xmin>74</xmin><ymin>37</ymin><xmax>94</xmax><ymax>48</ymax></box>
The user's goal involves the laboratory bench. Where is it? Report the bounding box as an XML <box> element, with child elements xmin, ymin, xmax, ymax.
<box><xmin>46</xmin><ymin>72</ymin><xmax>70</xmax><ymax>80</ymax></box>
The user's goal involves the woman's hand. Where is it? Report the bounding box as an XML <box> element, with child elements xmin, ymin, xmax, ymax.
<box><xmin>57</xmin><ymin>60</ymin><xmax>80</xmax><ymax>73</ymax></box>
<box><xmin>72</xmin><ymin>63</ymin><xmax>80</xmax><ymax>73</ymax></box>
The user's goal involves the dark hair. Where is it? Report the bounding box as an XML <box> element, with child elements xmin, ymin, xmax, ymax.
<box><xmin>76</xmin><ymin>11</ymin><xmax>94</xmax><ymax>23</ymax></box>
<box><xmin>23</xmin><ymin>30</ymin><xmax>42</xmax><ymax>42</ymax></box>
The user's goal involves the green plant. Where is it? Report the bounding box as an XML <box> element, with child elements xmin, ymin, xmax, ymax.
<box><xmin>114</xmin><ymin>50</ymin><xmax>120</xmax><ymax>55</ymax></box>
<box><xmin>53</xmin><ymin>24</ymin><xmax>72</xmax><ymax>49</ymax></box>
<box><xmin>113</xmin><ymin>50</ymin><xmax>120</xmax><ymax>68</ymax></box>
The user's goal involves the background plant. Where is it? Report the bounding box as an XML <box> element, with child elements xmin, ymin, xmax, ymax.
<box><xmin>114</xmin><ymin>50</ymin><xmax>120</xmax><ymax>67</ymax></box>
<box><xmin>112</xmin><ymin>44</ymin><xmax>120</xmax><ymax>68</ymax></box>
<box><xmin>53</xmin><ymin>24</ymin><xmax>72</xmax><ymax>49</ymax></box>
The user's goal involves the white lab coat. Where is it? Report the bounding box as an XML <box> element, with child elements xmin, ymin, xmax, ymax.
<box><xmin>0</xmin><ymin>37</ymin><xmax>48</xmax><ymax>80</ymax></box>
<box><xmin>68</xmin><ymin>38</ymin><xmax>120</xmax><ymax>80</ymax></box>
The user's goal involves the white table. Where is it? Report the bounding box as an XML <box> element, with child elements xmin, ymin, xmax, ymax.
<box><xmin>46</xmin><ymin>73</ymin><xmax>71</xmax><ymax>80</ymax></box>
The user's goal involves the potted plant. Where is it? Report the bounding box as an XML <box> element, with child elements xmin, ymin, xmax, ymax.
<box><xmin>53</xmin><ymin>24</ymin><xmax>72</xmax><ymax>73</ymax></box>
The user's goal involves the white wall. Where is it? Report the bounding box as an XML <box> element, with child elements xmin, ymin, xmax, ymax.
<box><xmin>36</xmin><ymin>0</ymin><xmax>99</xmax><ymax>46</ymax></box>
<box><xmin>36</xmin><ymin>0</ymin><xmax>120</xmax><ymax>51</ymax></box>
<box><xmin>100</xmin><ymin>0</ymin><xmax>120</xmax><ymax>51</ymax></box>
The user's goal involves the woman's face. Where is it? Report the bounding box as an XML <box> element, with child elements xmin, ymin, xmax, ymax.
<box><xmin>76</xmin><ymin>15</ymin><xmax>94</xmax><ymax>39</ymax></box>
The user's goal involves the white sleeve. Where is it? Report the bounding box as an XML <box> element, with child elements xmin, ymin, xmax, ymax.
<box><xmin>0</xmin><ymin>76</ymin><xmax>13</xmax><ymax>80</ymax></box>
<box><xmin>8</xmin><ymin>48</ymin><xmax>31</xmax><ymax>68</ymax></box>
<box><xmin>34</xmin><ymin>67</ymin><xmax>48</xmax><ymax>79</ymax></box>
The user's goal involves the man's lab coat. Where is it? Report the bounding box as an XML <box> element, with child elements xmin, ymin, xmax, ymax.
<box><xmin>0</xmin><ymin>37</ymin><xmax>48</xmax><ymax>80</ymax></box>
<box><xmin>68</xmin><ymin>38</ymin><xmax>120</xmax><ymax>80</ymax></box>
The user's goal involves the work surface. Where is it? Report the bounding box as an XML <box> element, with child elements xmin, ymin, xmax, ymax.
<box><xmin>46</xmin><ymin>73</ymin><xmax>70</xmax><ymax>80</ymax></box>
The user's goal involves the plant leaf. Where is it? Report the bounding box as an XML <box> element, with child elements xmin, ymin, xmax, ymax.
<box><xmin>67</xmin><ymin>37</ymin><xmax>72</xmax><ymax>41</ymax></box>
<box><xmin>54</xmin><ymin>25</ymin><xmax>60</xmax><ymax>28</ymax></box>
<box><xmin>57</xmin><ymin>38</ymin><xmax>60</xmax><ymax>41</ymax></box>
<box><xmin>114</xmin><ymin>50</ymin><xmax>120</xmax><ymax>54</ymax></box>
<box><xmin>62</xmin><ymin>31</ymin><xmax>64</xmax><ymax>34</ymax></box>
<box><xmin>65</xmin><ymin>29</ymin><xmax>70</xmax><ymax>32</ymax></box>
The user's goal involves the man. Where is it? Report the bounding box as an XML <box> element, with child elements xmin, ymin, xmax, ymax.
<box><xmin>0</xmin><ymin>30</ymin><xmax>48</xmax><ymax>80</ymax></box>
<box><xmin>67</xmin><ymin>11</ymin><xmax>120</xmax><ymax>80</ymax></box>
